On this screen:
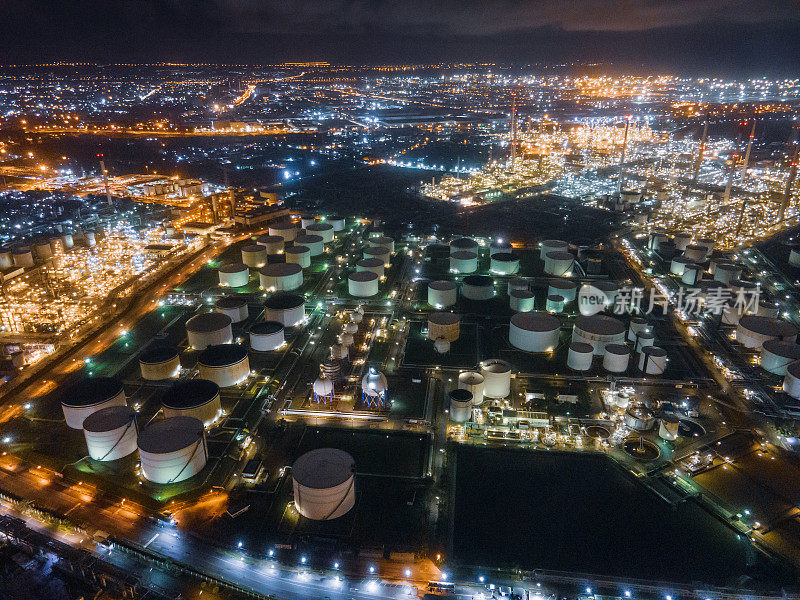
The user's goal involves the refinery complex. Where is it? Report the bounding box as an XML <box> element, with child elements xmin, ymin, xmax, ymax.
<box><xmin>0</xmin><ymin>61</ymin><xmax>799</xmax><ymax>600</ymax></box>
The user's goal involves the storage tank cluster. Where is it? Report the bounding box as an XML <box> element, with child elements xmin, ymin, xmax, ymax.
<box><xmin>186</xmin><ymin>312</ymin><xmax>233</xmax><ymax>350</ymax></box>
<box><xmin>572</xmin><ymin>315</ymin><xmax>626</xmax><ymax>355</ymax></box>
<box><xmin>196</xmin><ymin>344</ymin><xmax>250</xmax><ymax>387</ymax></box>
<box><xmin>480</xmin><ymin>359</ymin><xmax>512</xmax><ymax>399</ymax></box>
<box><xmin>138</xmin><ymin>416</ymin><xmax>207</xmax><ymax>484</ymax></box>
<box><xmin>162</xmin><ymin>379</ymin><xmax>222</xmax><ymax>426</ymax></box>
<box><xmin>292</xmin><ymin>448</ymin><xmax>355</xmax><ymax>520</ymax></box>
<box><xmin>256</xmin><ymin>234</ymin><xmax>285</xmax><ymax>255</ymax></box>
<box><xmin>509</xmin><ymin>312</ymin><xmax>560</xmax><ymax>352</ymax></box>
<box><xmin>264</xmin><ymin>293</ymin><xmax>305</xmax><ymax>327</ymax></box>
<box><xmin>139</xmin><ymin>347</ymin><xmax>181</xmax><ymax>380</ymax></box>
<box><xmin>260</xmin><ymin>262</ymin><xmax>303</xmax><ymax>291</ymax></box>
<box><xmin>428</xmin><ymin>280</ymin><xmax>458</xmax><ymax>308</ymax></box>
<box><xmin>249</xmin><ymin>321</ymin><xmax>285</xmax><ymax>351</ymax></box>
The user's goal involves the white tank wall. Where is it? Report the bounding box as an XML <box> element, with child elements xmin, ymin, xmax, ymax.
<box><xmin>450</xmin><ymin>398</ymin><xmax>473</xmax><ymax>423</ymax></box>
<box><xmin>462</xmin><ymin>281</ymin><xmax>494</xmax><ymax>301</ymax></box>
<box><xmin>683</xmin><ymin>245</ymin><xmax>706</xmax><ymax>262</ymax></box>
<box><xmin>450</xmin><ymin>252</ymin><xmax>478</xmax><ymax>273</ymax></box>
<box><xmin>357</xmin><ymin>260</ymin><xmax>385</xmax><ymax>277</ymax></box>
<box><xmin>790</xmin><ymin>248</ymin><xmax>800</xmax><ymax>268</ymax></box>
<box><xmin>219</xmin><ymin>268</ymin><xmax>249</xmax><ymax>288</ymax></box>
<box><xmin>140</xmin><ymin>356</ymin><xmax>181</xmax><ymax>380</ymax></box>
<box><xmin>0</xmin><ymin>252</ymin><xmax>11</xmax><ymax>268</ymax></box>
<box><xmin>603</xmin><ymin>348</ymin><xmax>630</xmax><ymax>373</ymax></box>
<box><xmin>297</xmin><ymin>236</ymin><xmax>324</xmax><ymax>256</ymax></box>
<box><xmin>269</xmin><ymin>225</ymin><xmax>297</xmax><ymax>242</ymax></box>
<box><xmin>250</xmin><ymin>329</ymin><xmax>285</xmax><ymax>351</ymax></box>
<box><xmin>216</xmin><ymin>303</ymin><xmax>248</xmax><ymax>323</ymax></box>
<box><xmin>638</xmin><ymin>349</ymin><xmax>667</xmax><ymax>374</ymax></box>
<box><xmin>490</xmin><ymin>256</ymin><xmax>519</xmax><ymax>275</ymax></box>
<box><xmin>84</xmin><ymin>417</ymin><xmax>138</xmax><ymax>461</ymax></box>
<box><xmin>458</xmin><ymin>372</ymin><xmax>485</xmax><ymax>406</ymax></box>
<box><xmin>567</xmin><ymin>345</ymin><xmax>593</xmax><ymax>371</ymax></box>
<box><xmin>163</xmin><ymin>397</ymin><xmax>222</xmax><ymax>426</ymax></box>
<box><xmin>428</xmin><ymin>283</ymin><xmax>458</xmax><ymax>308</ymax></box>
<box><xmin>286</xmin><ymin>247</ymin><xmax>311</xmax><ymax>268</ymax></box>
<box><xmin>187</xmin><ymin>325</ymin><xmax>233</xmax><ymax>351</ymax></box>
<box><xmin>572</xmin><ymin>326</ymin><xmax>625</xmax><ymax>355</ymax></box>
<box><xmin>510</xmin><ymin>291</ymin><xmax>535</xmax><ymax>312</ymax></box>
<box><xmin>63</xmin><ymin>391</ymin><xmax>127</xmax><ymax>430</ymax></box>
<box><xmin>681</xmin><ymin>266</ymin><xmax>701</xmax><ymax>285</ymax></box>
<box><xmin>540</xmin><ymin>240</ymin><xmax>568</xmax><ymax>259</ymax></box>
<box><xmin>306</xmin><ymin>224</ymin><xmax>335</xmax><ymax>243</ymax></box>
<box><xmin>509</xmin><ymin>314</ymin><xmax>560</xmax><ymax>352</ymax></box>
<box><xmin>265</xmin><ymin>304</ymin><xmax>305</xmax><ymax>327</ymax></box>
<box><xmin>481</xmin><ymin>360</ymin><xmax>511</xmax><ymax>398</ymax></box>
<box><xmin>783</xmin><ymin>364</ymin><xmax>800</xmax><ymax>400</ymax></box>
<box><xmin>760</xmin><ymin>344</ymin><xmax>800</xmax><ymax>375</ymax></box>
<box><xmin>545</xmin><ymin>295</ymin><xmax>565</xmax><ymax>313</ymax></box>
<box><xmin>197</xmin><ymin>356</ymin><xmax>250</xmax><ymax>387</ymax></box>
<box><xmin>241</xmin><ymin>247</ymin><xmax>267</xmax><ymax>268</ymax></box>
<box><xmin>260</xmin><ymin>268</ymin><xmax>303</xmax><ymax>292</ymax></box>
<box><xmin>293</xmin><ymin>476</ymin><xmax>355</xmax><ymax>520</ymax></box>
<box><xmin>257</xmin><ymin>237</ymin><xmax>284</xmax><ymax>254</ymax></box>
<box><xmin>670</xmin><ymin>258</ymin><xmax>689</xmax><ymax>276</ymax></box>
<box><xmin>140</xmin><ymin>438</ymin><xmax>207</xmax><ymax>484</ymax></box>
<box><xmin>349</xmin><ymin>274</ymin><xmax>379</xmax><ymax>297</ymax></box>
<box><xmin>548</xmin><ymin>280</ymin><xmax>577</xmax><ymax>303</ymax></box>
<box><xmin>364</xmin><ymin>247</ymin><xmax>391</xmax><ymax>266</ymax></box>
<box><xmin>543</xmin><ymin>252</ymin><xmax>574</xmax><ymax>276</ymax></box>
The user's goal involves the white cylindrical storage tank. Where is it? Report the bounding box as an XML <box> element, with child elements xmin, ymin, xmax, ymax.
<box><xmin>428</xmin><ymin>280</ymin><xmax>458</xmax><ymax>308</ymax></box>
<box><xmin>508</xmin><ymin>277</ymin><xmax>532</xmax><ymax>294</ymax></box>
<box><xmin>0</xmin><ymin>250</ymin><xmax>12</xmax><ymax>269</ymax></box>
<box><xmin>139</xmin><ymin>347</ymin><xmax>181</xmax><ymax>380</ymax></box>
<box><xmin>61</xmin><ymin>377</ymin><xmax>127</xmax><ymax>430</ymax></box>
<box><xmin>186</xmin><ymin>312</ymin><xmax>233</xmax><ymax>350</ymax></box>
<box><xmin>595</xmin><ymin>281</ymin><xmax>620</xmax><ymax>306</ymax></box>
<box><xmin>218</xmin><ymin>263</ymin><xmax>250</xmax><ymax>288</ymax></box>
<box><xmin>458</xmin><ymin>371</ymin><xmax>485</xmax><ymax>406</ymax></box>
<box><xmin>138</xmin><ymin>416</ymin><xmax>207</xmax><ymax>484</ymax></box>
<box><xmin>673</xmin><ymin>233</ymin><xmax>692</xmax><ymax>252</ymax></box>
<box><xmin>490</xmin><ymin>253</ymin><xmax>519</xmax><ymax>275</ymax></box>
<box><xmin>708</xmin><ymin>254</ymin><xmax>733</xmax><ymax>275</ymax></box>
<box><xmin>348</xmin><ymin>271</ymin><xmax>379</xmax><ymax>297</ymax></box>
<box><xmin>162</xmin><ymin>379</ymin><xmax>222</xmax><ymax>426</ymax></box>
<box><xmin>249</xmin><ymin>321</ymin><xmax>285</xmax><ymax>351</ymax></box>
<box><xmin>34</xmin><ymin>241</ymin><xmax>52</xmax><ymax>260</ymax></box>
<box><xmin>292</xmin><ymin>448</ymin><xmax>355</xmax><ymax>520</ymax></box>
<box><xmin>632</xmin><ymin>331</ymin><xmax>655</xmax><ymax>352</ymax></box>
<box><xmin>300</xmin><ymin>215</ymin><xmax>316</xmax><ymax>229</ymax></box>
<box><xmin>638</xmin><ymin>346</ymin><xmax>668</xmax><ymax>374</ymax></box>
<box><xmin>61</xmin><ymin>233</ymin><xmax>74</xmax><ymax>249</ymax></box>
<box><xmin>480</xmin><ymin>359</ymin><xmax>512</xmax><ymax>399</ymax></box>
<box><xmin>683</xmin><ymin>244</ymin><xmax>707</xmax><ymax>263</ymax></box>
<box><xmin>85</xmin><ymin>231</ymin><xmax>96</xmax><ymax>247</ymax></box>
<box><xmin>285</xmin><ymin>245</ymin><xmax>311</xmax><ymax>268</ymax></box>
<box><xmin>428</xmin><ymin>312</ymin><xmax>460</xmax><ymax>342</ymax></box>
<box><xmin>264</xmin><ymin>293</ymin><xmax>305</xmax><ymax>327</ymax></box>
<box><xmin>241</xmin><ymin>244</ymin><xmax>267</xmax><ymax>268</ymax></box>
<box><xmin>603</xmin><ymin>343</ymin><xmax>630</xmax><ymax>373</ymax></box>
<box><xmin>259</xmin><ymin>262</ymin><xmax>303</xmax><ymax>292</ymax></box>
<box><xmin>696</xmin><ymin>237</ymin><xmax>715</xmax><ymax>259</ymax></box>
<box><xmin>567</xmin><ymin>341</ymin><xmax>594</xmax><ymax>371</ymax></box>
<box><xmin>572</xmin><ymin>315</ymin><xmax>626</xmax><ymax>355</ymax></box>
<box><xmin>197</xmin><ymin>344</ymin><xmax>250</xmax><ymax>387</ymax></box>
<box><xmin>461</xmin><ymin>275</ymin><xmax>494</xmax><ymax>301</ymax></box>
<box><xmin>783</xmin><ymin>361</ymin><xmax>800</xmax><ymax>400</ymax></box>
<box><xmin>544</xmin><ymin>251</ymin><xmax>574</xmax><ymax>276</ymax></box>
<box><xmin>434</xmin><ymin>338</ymin><xmax>451</xmax><ymax>353</ymax></box>
<box><xmin>256</xmin><ymin>234</ymin><xmax>284</xmax><ymax>255</ymax></box>
<box><xmin>545</xmin><ymin>294</ymin><xmax>565</xmax><ymax>314</ymax></box>
<box><xmin>670</xmin><ymin>256</ymin><xmax>692</xmax><ymax>276</ymax></box>
<box><xmin>12</xmin><ymin>246</ymin><xmax>34</xmax><ymax>268</ymax></box>
<box><xmin>510</xmin><ymin>290</ymin><xmax>535</xmax><ymax>312</ymax></box>
<box><xmin>548</xmin><ymin>279</ymin><xmax>577</xmax><ymax>303</ymax></box>
<box><xmin>371</xmin><ymin>236</ymin><xmax>395</xmax><ymax>254</ymax></box>
<box><xmin>450</xmin><ymin>251</ymin><xmax>478</xmax><ymax>274</ymax></box>
<box><xmin>760</xmin><ymin>340</ymin><xmax>800</xmax><ymax>375</ymax></box>
<box><xmin>681</xmin><ymin>264</ymin><xmax>702</xmax><ymax>285</ymax></box>
<box><xmin>295</xmin><ymin>234</ymin><xmax>325</xmax><ymax>257</ymax></box>
<box><xmin>215</xmin><ymin>297</ymin><xmax>248</xmax><ymax>323</ymax></box>
<box><xmin>627</xmin><ymin>317</ymin><xmax>650</xmax><ymax>342</ymax></box>
<box><xmin>269</xmin><ymin>221</ymin><xmax>297</xmax><ymax>243</ymax></box>
<box><xmin>755</xmin><ymin>299</ymin><xmax>779</xmax><ymax>319</ymax></box>
<box><xmin>363</xmin><ymin>245</ymin><xmax>391</xmax><ymax>267</ymax></box>
<box><xmin>736</xmin><ymin>315</ymin><xmax>798</xmax><ymax>349</ymax></box>
<box><xmin>356</xmin><ymin>257</ymin><xmax>385</xmax><ymax>277</ymax></box>
<box><xmin>306</xmin><ymin>222</ymin><xmax>335</xmax><ymax>243</ymax></box>
<box><xmin>449</xmin><ymin>389</ymin><xmax>473</xmax><ymax>423</ymax></box>
<box><xmin>540</xmin><ymin>239</ymin><xmax>568</xmax><ymax>259</ymax></box>
<box><xmin>648</xmin><ymin>232</ymin><xmax>669</xmax><ymax>251</ymax></box>
<box><xmin>659</xmin><ymin>414</ymin><xmax>680</xmax><ymax>441</ymax></box>
<box><xmin>490</xmin><ymin>239</ymin><xmax>513</xmax><ymax>257</ymax></box>
<box><xmin>327</xmin><ymin>216</ymin><xmax>346</xmax><ymax>232</ymax></box>
<box><xmin>714</xmin><ymin>263</ymin><xmax>742</xmax><ymax>284</ymax></box>
<box><xmin>509</xmin><ymin>311</ymin><xmax>560</xmax><ymax>352</ymax></box>
<box><xmin>83</xmin><ymin>406</ymin><xmax>138</xmax><ymax>461</ymax></box>
<box><xmin>450</xmin><ymin>237</ymin><xmax>479</xmax><ymax>255</ymax></box>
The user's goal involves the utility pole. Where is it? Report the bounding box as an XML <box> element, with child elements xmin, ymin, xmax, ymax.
<box><xmin>740</xmin><ymin>120</ymin><xmax>756</xmax><ymax>180</ymax></box>
<box><xmin>617</xmin><ymin>117</ymin><xmax>630</xmax><ymax>195</ymax></box>
<box><xmin>693</xmin><ymin>121</ymin><xmax>708</xmax><ymax>181</ymax></box>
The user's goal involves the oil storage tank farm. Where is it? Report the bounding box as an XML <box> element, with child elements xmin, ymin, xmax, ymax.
<box><xmin>186</xmin><ymin>312</ymin><xmax>233</xmax><ymax>350</ymax></box>
<box><xmin>264</xmin><ymin>293</ymin><xmax>305</xmax><ymax>327</ymax></box>
<box><xmin>82</xmin><ymin>405</ymin><xmax>138</xmax><ymax>461</ymax></box>
<box><xmin>306</xmin><ymin>221</ymin><xmax>335</xmax><ymax>243</ymax></box>
<box><xmin>259</xmin><ymin>263</ymin><xmax>303</xmax><ymax>292</ymax></box>
<box><xmin>215</xmin><ymin>297</ymin><xmax>248</xmax><ymax>323</ymax></box>
<box><xmin>543</xmin><ymin>251</ymin><xmax>574</xmax><ymax>276</ymax></box>
<box><xmin>249</xmin><ymin>321</ymin><xmax>285</xmax><ymax>351</ymax></box>
<box><xmin>62</xmin><ymin>377</ymin><xmax>127</xmax><ymax>429</ymax></box>
<box><xmin>197</xmin><ymin>344</ymin><xmax>250</xmax><ymax>387</ymax></box>
<box><xmin>218</xmin><ymin>263</ymin><xmax>250</xmax><ymax>288</ymax></box>
<box><xmin>295</xmin><ymin>234</ymin><xmax>325</xmax><ymax>256</ymax></box>
<box><xmin>490</xmin><ymin>253</ymin><xmax>519</xmax><ymax>275</ymax></box>
<box><xmin>161</xmin><ymin>379</ymin><xmax>222</xmax><ymax>425</ymax></box>
<box><xmin>292</xmin><ymin>448</ymin><xmax>355</xmax><ymax>520</ymax></box>
<box><xmin>428</xmin><ymin>280</ymin><xmax>458</xmax><ymax>308</ymax></box>
<box><xmin>139</xmin><ymin>347</ymin><xmax>181</xmax><ymax>380</ymax></box>
<box><xmin>137</xmin><ymin>416</ymin><xmax>207</xmax><ymax>484</ymax></box>
<box><xmin>356</xmin><ymin>257</ymin><xmax>385</xmax><ymax>277</ymax></box>
<box><xmin>269</xmin><ymin>220</ymin><xmax>297</xmax><ymax>243</ymax></box>
<box><xmin>509</xmin><ymin>312</ymin><xmax>560</xmax><ymax>352</ymax></box>
<box><xmin>736</xmin><ymin>315</ymin><xmax>798</xmax><ymax>348</ymax></box>
<box><xmin>458</xmin><ymin>371</ymin><xmax>485</xmax><ymax>405</ymax></box>
<box><xmin>572</xmin><ymin>315</ymin><xmax>626</xmax><ymax>355</ymax></box>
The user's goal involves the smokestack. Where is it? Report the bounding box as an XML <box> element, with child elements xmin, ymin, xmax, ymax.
<box><xmin>617</xmin><ymin>117</ymin><xmax>630</xmax><ymax>195</ymax></box>
<box><xmin>510</xmin><ymin>90</ymin><xmax>517</xmax><ymax>171</ymax></box>
<box><xmin>693</xmin><ymin>122</ymin><xmax>708</xmax><ymax>181</ymax></box>
<box><xmin>740</xmin><ymin>120</ymin><xmax>756</xmax><ymax>180</ymax></box>
<box><xmin>778</xmin><ymin>136</ymin><xmax>799</xmax><ymax>223</ymax></box>
<box><xmin>97</xmin><ymin>154</ymin><xmax>113</xmax><ymax>208</ymax></box>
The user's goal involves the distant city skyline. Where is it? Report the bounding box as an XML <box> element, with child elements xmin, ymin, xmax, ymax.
<box><xmin>1</xmin><ymin>0</ymin><xmax>798</xmax><ymax>75</ymax></box>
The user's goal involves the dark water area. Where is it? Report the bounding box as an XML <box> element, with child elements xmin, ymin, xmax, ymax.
<box><xmin>451</xmin><ymin>445</ymin><xmax>796</xmax><ymax>590</ymax></box>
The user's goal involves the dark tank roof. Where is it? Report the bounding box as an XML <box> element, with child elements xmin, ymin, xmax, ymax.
<box><xmin>139</xmin><ymin>346</ymin><xmax>179</xmax><ymax>365</ymax></box>
<box><xmin>198</xmin><ymin>344</ymin><xmax>248</xmax><ymax>367</ymax></box>
<box><xmin>61</xmin><ymin>377</ymin><xmax>124</xmax><ymax>407</ymax></box>
<box><xmin>162</xmin><ymin>379</ymin><xmax>220</xmax><ymax>409</ymax></box>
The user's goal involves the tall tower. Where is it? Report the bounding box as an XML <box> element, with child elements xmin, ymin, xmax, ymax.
<box><xmin>740</xmin><ymin>120</ymin><xmax>756</xmax><ymax>180</ymax></box>
<box><xmin>778</xmin><ymin>128</ymin><xmax>799</xmax><ymax>223</ymax></box>
<box><xmin>510</xmin><ymin>90</ymin><xmax>517</xmax><ymax>171</ymax></box>
<box><xmin>693</xmin><ymin>122</ymin><xmax>708</xmax><ymax>181</ymax></box>
<box><xmin>617</xmin><ymin>117</ymin><xmax>630</xmax><ymax>195</ymax></box>
<box><xmin>97</xmin><ymin>153</ymin><xmax>113</xmax><ymax>207</ymax></box>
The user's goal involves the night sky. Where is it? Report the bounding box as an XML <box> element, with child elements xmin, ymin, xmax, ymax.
<box><xmin>2</xmin><ymin>0</ymin><xmax>798</xmax><ymax>74</ymax></box>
